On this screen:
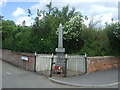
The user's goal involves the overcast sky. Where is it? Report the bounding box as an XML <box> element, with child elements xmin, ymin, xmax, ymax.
<box><xmin>1</xmin><ymin>0</ymin><xmax>119</xmax><ymax>27</ymax></box>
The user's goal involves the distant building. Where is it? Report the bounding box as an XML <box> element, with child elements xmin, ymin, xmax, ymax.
<box><xmin>0</xmin><ymin>15</ymin><xmax>4</xmax><ymax>21</ymax></box>
<box><xmin>22</xmin><ymin>20</ymin><xmax>26</xmax><ymax>26</ymax></box>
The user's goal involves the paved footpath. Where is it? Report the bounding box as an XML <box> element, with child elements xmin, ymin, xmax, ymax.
<box><xmin>49</xmin><ymin>68</ymin><xmax>120</xmax><ymax>88</ymax></box>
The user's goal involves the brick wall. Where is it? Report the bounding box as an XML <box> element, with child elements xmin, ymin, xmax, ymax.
<box><xmin>1</xmin><ymin>49</ymin><xmax>35</xmax><ymax>71</ymax></box>
<box><xmin>1</xmin><ymin>49</ymin><xmax>120</xmax><ymax>74</ymax></box>
<box><xmin>87</xmin><ymin>56</ymin><xmax>120</xmax><ymax>73</ymax></box>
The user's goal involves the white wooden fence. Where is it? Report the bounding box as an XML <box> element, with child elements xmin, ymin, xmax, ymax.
<box><xmin>36</xmin><ymin>54</ymin><xmax>51</xmax><ymax>71</ymax></box>
<box><xmin>36</xmin><ymin>54</ymin><xmax>86</xmax><ymax>76</ymax></box>
<box><xmin>67</xmin><ymin>55</ymin><xmax>86</xmax><ymax>73</ymax></box>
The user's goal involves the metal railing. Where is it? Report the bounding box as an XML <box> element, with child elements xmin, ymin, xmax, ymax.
<box><xmin>50</xmin><ymin>55</ymin><xmax>67</xmax><ymax>77</ymax></box>
<box><xmin>36</xmin><ymin>54</ymin><xmax>87</xmax><ymax>77</ymax></box>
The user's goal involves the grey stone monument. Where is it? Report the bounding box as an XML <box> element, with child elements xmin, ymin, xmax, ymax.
<box><xmin>55</xmin><ymin>24</ymin><xmax>65</xmax><ymax>66</ymax></box>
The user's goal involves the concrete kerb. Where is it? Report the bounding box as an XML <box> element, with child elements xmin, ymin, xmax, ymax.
<box><xmin>49</xmin><ymin>78</ymin><xmax>120</xmax><ymax>88</ymax></box>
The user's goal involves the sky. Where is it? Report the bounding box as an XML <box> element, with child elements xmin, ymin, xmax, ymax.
<box><xmin>0</xmin><ymin>0</ymin><xmax>119</xmax><ymax>27</ymax></box>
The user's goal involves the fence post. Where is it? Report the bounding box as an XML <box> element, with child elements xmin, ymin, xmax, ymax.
<box><xmin>34</xmin><ymin>52</ymin><xmax>37</xmax><ymax>72</ymax></box>
<box><xmin>64</xmin><ymin>54</ymin><xmax>67</xmax><ymax>77</ymax></box>
<box><xmin>50</xmin><ymin>53</ymin><xmax>54</xmax><ymax>77</ymax></box>
<box><xmin>26</xmin><ymin>60</ymin><xmax>27</xmax><ymax>71</ymax></box>
<box><xmin>85</xmin><ymin>53</ymin><xmax>87</xmax><ymax>73</ymax></box>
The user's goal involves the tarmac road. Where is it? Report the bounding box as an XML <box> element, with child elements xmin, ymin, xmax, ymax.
<box><xmin>1</xmin><ymin>60</ymin><xmax>119</xmax><ymax>88</ymax></box>
<box><xmin>2</xmin><ymin>60</ymin><xmax>77</xmax><ymax>88</ymax></box>
<box><xmin>0</xmin><ymin>60</ymin><xmax>2</xmax><ymax>90</ymax></box>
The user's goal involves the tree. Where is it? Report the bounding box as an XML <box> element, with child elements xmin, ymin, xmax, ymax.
<box><xmin>105</xmin><ymin>22</ymin><xmax>120</xmax><ymax>55</ymax></box>
<box><xmin>88</xmin><ymin>16</ymin><xmax>102</xmax><ymax>28</ymax></box>
<box><xmin>80</xmin><ymin>27</ymin><xmax>111</xmax><ymax>56</ymax></box>
<box><xmin>3</xmin><ymin>2</ymin><xmax>119</xmax><ymax>56</ymax></box>
<box><xmin>2</xmin><ymin>20</ymin><xmax>18</xmax><ymax>50</ymax></box>
<box><xmin>63</xmin><ymin>14</ymin><xmax>85</xmax><ymax>53</ymax></box>
<box><xmin>2</xmin><ymin>20</ymin><xmax>17</xmax><ymax>39</ymax></box>
<box><xmin>27</xmin><ymin>2</ymin><xmax>80</xmax><ymax>53</ymax></box>
<box><xmin>46</xmin><ymin>1</ymin><xmax>54</xmax><ymax>15</ymax></box>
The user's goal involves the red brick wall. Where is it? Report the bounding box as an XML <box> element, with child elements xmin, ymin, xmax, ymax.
<box><xmin>87</xmin><ymin>56</ymin><xmax>120</xmax><ymax>73</ymax></box>
<box><xmin>1</xmin><ymin>49</ymin><xmax>35</xmax><ymax>71</ymax></box>
<box><xmin>1</xmin><ymin>49</ymin><xmax>120</xmax><ymax>73</ymax></box>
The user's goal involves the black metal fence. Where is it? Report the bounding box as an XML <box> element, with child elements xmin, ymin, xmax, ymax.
<box><xmin>50</xmin><ymin>55</ymin><xmax>67</xmax><ymax>77</ymax></box>
<box><xmin>50</xmin><ymin>54</ymin><xmax>86</xmax><ymax>77</ymax></box>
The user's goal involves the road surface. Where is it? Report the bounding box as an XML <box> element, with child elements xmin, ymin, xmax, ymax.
<box><xmin>0</xmin><ymin>60</ymin><xmax>2</xmax><ymax>89</ymax></box>
<box><xmin>2</xmin><ymin>60</ymin><xmax>77</xmax><ymax>88</ymax></box>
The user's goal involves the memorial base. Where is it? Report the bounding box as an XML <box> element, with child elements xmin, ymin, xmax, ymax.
<box><xmin>55</xmin><ymin>48</ymin><xmax>65</xmax><ymax>67</ymax></box>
